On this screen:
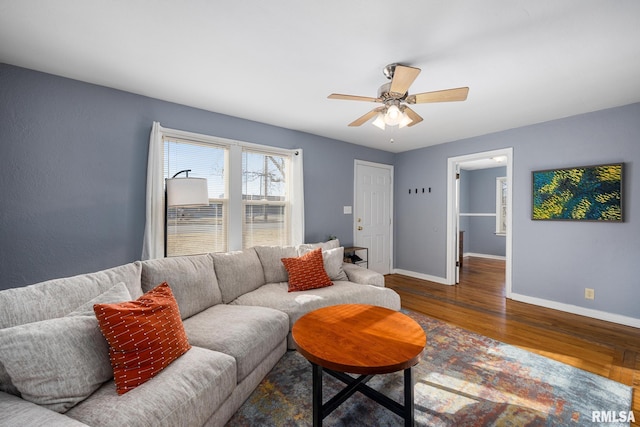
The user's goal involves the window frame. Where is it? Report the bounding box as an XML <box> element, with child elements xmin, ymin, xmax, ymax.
<box><xmin>495</xmin><ymin>176</ymin><xmax>507</xmax><ymax>236</ymax></box>
<box><xmin>160</xmin><ymin>126</ymin><xmax>299</xmax><ymax>255</ymax></box>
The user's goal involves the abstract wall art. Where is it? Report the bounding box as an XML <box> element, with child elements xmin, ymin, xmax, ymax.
<box><xmin>532</xmin><ymin>163</ymin><xmax>623</xmax><ymax>221</ymax></box>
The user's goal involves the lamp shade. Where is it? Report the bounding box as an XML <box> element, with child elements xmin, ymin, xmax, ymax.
<box><xmin>166</xmin><ymin>177</ymin><xmax>209</xmax><ymax>207</ymax></box>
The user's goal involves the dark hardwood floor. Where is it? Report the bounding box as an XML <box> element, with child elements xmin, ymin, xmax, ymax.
<box><xmin>385</xmin><ymin>257</ymin><xmax>639</xmax><ymax>425</ymax></box>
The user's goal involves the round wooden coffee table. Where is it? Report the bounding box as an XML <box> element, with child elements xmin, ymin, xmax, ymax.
<box><xmin>292</xmin><ymin>304</ymin><xmax>426</xmax><ymax>426</ymax></box>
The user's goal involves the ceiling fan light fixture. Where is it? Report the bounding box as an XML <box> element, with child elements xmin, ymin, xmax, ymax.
<box><xmin>384</xmin><ymin>104</ymin><xmax>402</xmax><ymax>126</ymax></box>
<box><xmin>398</xmin><ymin>111</ymin><xmax>413</xmax><ymax>128</ymax></box>
<box><xmin>328</xmin><ymin>63</ymin><xmax>467</xmax><ymax>130</ymax></box>
<box><xmin>372</xmin><ymin>112</ymin><xmax>386</xmax><ymax>130</ymax></box>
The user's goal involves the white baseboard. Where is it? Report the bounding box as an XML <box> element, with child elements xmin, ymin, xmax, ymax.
<box><xmin>392</xmin><ymin>269</ymin><xmax>451</xmax><ymax>285</ymax></box>
<box><xmin>464</xmin><ymin>252</ymin><xmax>506</xmax><ymax>260</ymax></box>
<box><xmin>510</xmin><ymin>292</ymin><xmax>640</xmax><ymax>329</ymax></box>
<box><xmin>391</xmin><ymin>267</ymin><xmax>640</xmax><ymax>328</ymax></box>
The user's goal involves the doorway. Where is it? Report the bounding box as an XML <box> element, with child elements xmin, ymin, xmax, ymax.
<box><xmin>354</xmin><ymin>160</ymin><xmax>393</xmax><ymax>275</ymax></box>
<box><xmin>446</xmin><ymin>148</ymin><xmax>513</xmax><ymax>297</ymax></box>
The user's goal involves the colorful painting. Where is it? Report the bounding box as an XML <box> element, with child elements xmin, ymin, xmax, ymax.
<box><xmin>532</xmin><ymin>163</ymin><xmax>623</xmax><ymax>221</ymax></box>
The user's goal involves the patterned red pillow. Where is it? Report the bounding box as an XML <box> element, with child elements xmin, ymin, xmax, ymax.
<box><xmin>93</xmin><ymin>282</ymin><xmax>191</xmax><ymax>394</ymax></box>
<box><xmin>281</xmin><ymin>248</ymin><xmax>333</xmax><ymax>292</ymax></box>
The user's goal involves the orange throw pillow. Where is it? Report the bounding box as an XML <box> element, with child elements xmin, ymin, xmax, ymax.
<box><xmin>93</xmin><ymin>282</ymin><xmax>191</xmax><ymax>394</ymax></box>
<box><xmin>282</xmin><ymin>248</ymin><xmax>333</xmax><ymax>292</ymax></box>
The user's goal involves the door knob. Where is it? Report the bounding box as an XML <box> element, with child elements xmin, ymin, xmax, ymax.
<box><xmin>357</xmin><ymin>226</ymin><xmax>363</xmax><ymax>231</ymax></box>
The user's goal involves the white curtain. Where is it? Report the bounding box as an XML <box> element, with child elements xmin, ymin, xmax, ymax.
<box><xmin>290</xmin><ymin>149</ymin><xmax>305</xmax><ymax>245</ymax></box>
<box><xmin>141</xmin><ymin>122</ymin><xmax>164</xmax><ymax>260</ymax></box>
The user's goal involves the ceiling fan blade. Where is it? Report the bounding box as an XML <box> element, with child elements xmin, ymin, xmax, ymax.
<box><xmin>389</xmin><ymin>65</ymin><xmax>421</xmax><ymax>97</ymax></box>
<box><xmin>404</xmin><ymin>107</ymin><xmax>423</xmax><ymax>127</ymax></box>
<box><xmin>328</xmin><ymin>93</ymin><xmax>381</xmax><ymax>103</ymax></box>
<box><xmin>408</xmin><ymin>87</ymin><xmax>469</xmax><ymax>104</ymax></box>
<box><xmin>348</xmin><ymin>109</ymin><xmax>381</xmax><ymax>127</ymax></box>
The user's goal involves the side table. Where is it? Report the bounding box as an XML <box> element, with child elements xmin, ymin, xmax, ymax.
<box><xmin>343</xmin><ymin>246</ymin><xmax>368</xmax><ymax>268</ymax></box>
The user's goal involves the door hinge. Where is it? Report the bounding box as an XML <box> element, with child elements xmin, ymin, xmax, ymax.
<box><xmin>456</xmin><ymin>173</ymin><xmax>460</xmax><ymax>180</ymax></box>
<box><xmin>456</xmin><ymin>261</ymin><xmax>460</xmax><ymax>267</ymax></box>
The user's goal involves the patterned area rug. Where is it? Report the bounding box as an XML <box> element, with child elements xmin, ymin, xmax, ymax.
<box><xmin>227</xmin><ymin>310</ymin><xmax>632</xmax><ymax>426</ymax></box>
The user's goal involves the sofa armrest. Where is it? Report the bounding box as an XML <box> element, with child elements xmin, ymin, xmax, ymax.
<box><xmin>0</xmin><ymin>392</ymin><xmax>90</xmax><ymax>427</ymax></box>
<box><xmin>342</xmin><ymin>263</ymin><xmax>385</xmax><ymax>287</ymax></box>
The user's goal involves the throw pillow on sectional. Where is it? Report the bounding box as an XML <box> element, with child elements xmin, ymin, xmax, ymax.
<box><xmin>281</xmin><ymin>248</ymin><xmax>333</xmax><ymax>292</ymax></box>
<box><xmin>300</xmin><ymin>246</ymin><xmax>348</xmax><ymax>282</ymax></box>
<box><xmin>93</xmin><ymin>282</ymin><xmax>191</xmax><ymax>394</ymax></box>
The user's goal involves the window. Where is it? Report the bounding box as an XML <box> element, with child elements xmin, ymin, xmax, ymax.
<box><xmin>151</xmin><ymin>125</ymin><xmax>302</xmax><ymax>258</ymax></box>
<box><xmin>242</xmin><ymin>149</ymin><xmax>290</xmax><ymax>248</ymax></box>
<box><xmin>164</xmin><ymin>137</ymin><xmax>228</xmax><ymax>256</ymax></box>
<box><xmin>495</xmin><ymin>176</ymin><xmax>507</xmax><ymax>235</ymax></box>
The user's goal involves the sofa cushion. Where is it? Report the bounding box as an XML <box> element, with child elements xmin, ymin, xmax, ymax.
<box><xmin>282</xmin><ymin>248</ymin><xmax>333</xmax><ymax>292</ymax></box>
<box><xmin>0</xmin><ymin>283</ymin><xmax>132</xmax><ymax>413</ymax></box>
<box><xmin>212</xmin><ymin>248</ymin><xmax>266</xmax><ymax>303</ymax></box>
<box><xmin>66</xmin><ymin>347</ymin><xmax>236</xmax><ymax>427</ymax></box>
<box><xmin>0</xmin><ymin>262</ymin><xmax>142</xmax><ymax>330</ymax></box>
<box><xmin>0</xmin><ymin>263</ymin><xmax>141</xmax><ymax>397</ymax></box>
<box><xmin>230</xmin><ymin>281</ymin><xmax>402</xmax><ymax>348</ymax></box>
<box><xmin>297</xmin><ymin>239</ymin><xmax>340</xmax><ymax>253</ymax></box>
<box><xmin>342</xmin><ymin>262</ymin><xmax>385</xmax><ymax>287</ymax></box>
<box><xmin>0</xmin><ymin>392</ymin><xmax>91</xmax><ymax>427</ymax></box>
<box><xmin>94</xmin><ymin>283</ymin><xmax>191</xmax><ymax>395</ymax></box>
<box><xmin>68</xmin><ymin>281</ymin><xmax>133</xmax><ymax>316</ymax></box>
<box><xmin>254</xmin><ymin>245</ymin><xmax>297</xmax><ymax>283</ymax></box>
<box><xmin>141</xmin><ymin>254</ymin><xmax>222</xmax><ymax>319</ymax></box>
<box><xmin>183</xmin><ymin>304</ymin><xmax>289</xmax><ymax>383</ymax></box>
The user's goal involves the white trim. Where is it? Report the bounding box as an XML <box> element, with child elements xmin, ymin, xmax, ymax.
<box><xmin>392</xmin><ymin>269</ymin><xmax>450</xmax><ymax>285</ymax></box>
<box><xmin>464</xmin><ymin>252</ymin><xmax>506</xmax><ymax>260</ymax></box>
<box><xmin>290</xmin><ymin>149</ymin><xmax>305</xmax><ymax>246</ymax></box>
<box><xmin>496</xmin><ymin>176</ymin><xmax>507</xmax><ymax>234</ymax></box>
<box><xmin>354</xmin><ymin>160</ymin><xmax>394</xmax><ymax>275</ymax></box>
<box><xmin>459</xmin><ymin>213</ymin><xmax>496</xmax><ymax>217</ymax></box>
<box><xmin>510</xmin><ymin>293</ymin><xmax>640</xmax><ymax>329</ymax></box>
<box><xmin>161</xmin><ymin>126</ymin><xmax>298</xmax><ymax>156</ymax></box>
<box><xmin>227</xmin><ymin>145</ymin><xmax>243</xmax><ymax>251</ymax></box>
<box><xmin>447</xmin><ymin>160</ymin><xmax>457</xmax><ymax>284</ymax></box>
<box><xmin>447</xmin><ymin>148</ymin><xmax>513</xmax><ymax>295</ymax></box>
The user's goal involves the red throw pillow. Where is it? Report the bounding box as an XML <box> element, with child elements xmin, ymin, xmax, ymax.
<box><xmin>281</xmin><ymin>248</ymin><xmax>333</xmax><ymax>292</ymax></box>
<box><xmin>93</xmin><ymin>282</ymin><xmax>191</xmax><ymax>394</ymax></box>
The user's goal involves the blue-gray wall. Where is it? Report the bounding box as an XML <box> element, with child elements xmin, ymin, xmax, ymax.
<box><xmin>460</xmin><ymin>167</ymin><xmax>506</xmax><ymax>257</ymax></box>
<box><xmin>0</xmin><ymin>64</ymin><xmax>393</xmax><ymax>290</ymax></box>
<box><xmin>2</xmin><ymin>63</ymin><xmax>639</xmax><ymax>322</ymax></box>
<box><xmin>395</xmin><ymin>103</ymin><xmax>639</xmax><ymax>319</ymax></box>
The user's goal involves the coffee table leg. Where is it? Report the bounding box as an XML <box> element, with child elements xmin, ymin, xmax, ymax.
<box><xmin>404</xmin><ymin>367</ymin><xmax>414</xmax><ymax>427</ymax></box>
<box><xmin>312</xmin><ymin>363</ymin><xmax>323</xmax><ymax>427</ymax></box>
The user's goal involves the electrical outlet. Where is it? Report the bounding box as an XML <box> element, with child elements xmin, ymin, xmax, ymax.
<box><xmin>584</xmin><ymin>288</ymin><xmax>595</xmax><ymax>300</ymax></box>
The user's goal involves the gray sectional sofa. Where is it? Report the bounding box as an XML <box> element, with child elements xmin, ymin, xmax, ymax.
<box><xmin>0</xmin><ymin>241</ymin><xmax>400</xmax><ymax>427</ymax></box>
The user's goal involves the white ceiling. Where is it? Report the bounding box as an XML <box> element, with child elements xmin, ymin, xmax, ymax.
<box><xmin>2</xmin><ymin>1</ymin><xmax>640</xmax><ymax>153</ymax></box>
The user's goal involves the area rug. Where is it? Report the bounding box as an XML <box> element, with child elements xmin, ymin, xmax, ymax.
<box><xmin>226</xmin><ymin>310</ymin><xmax>632</xmax><ymax>426</ymax></box>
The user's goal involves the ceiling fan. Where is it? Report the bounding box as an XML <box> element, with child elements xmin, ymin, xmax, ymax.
<box><xmin>328</xmin><ymin>63</ymin><xmax>469</xmax><ymax>130</ymax></box>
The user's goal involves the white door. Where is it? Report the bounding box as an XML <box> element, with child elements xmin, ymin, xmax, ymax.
<box><xmin>354</xmin><ymin>161</ymin><xmax>393</xmax><ymax>275</ymax></box>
